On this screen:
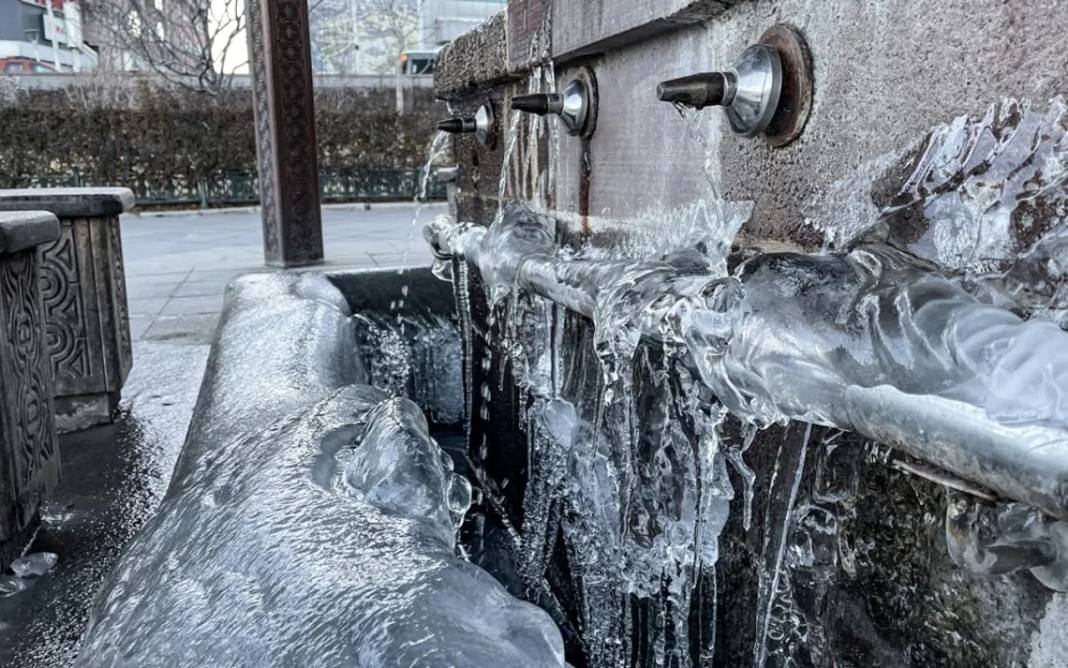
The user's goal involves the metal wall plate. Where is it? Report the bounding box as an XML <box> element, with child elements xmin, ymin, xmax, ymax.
<box><xmin>758</xmin><ymin>24</ymin><xmax>814</xmax><ymax>147</ymax></box>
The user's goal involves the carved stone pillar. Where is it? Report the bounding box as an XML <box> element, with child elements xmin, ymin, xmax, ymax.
<box><xmin>0</xmin><ymin>211</ymin><xmax>60</xmax><ymax>568</ymax></box>
<box><xmin>0</xmin><ymin>188</ymin><xmax>135</xmax><ymax>433</ymax></box>
<box><xmin>247</xmin><ymin>0</ymin><xmax>324</xmax><ymax>268</ymax></box>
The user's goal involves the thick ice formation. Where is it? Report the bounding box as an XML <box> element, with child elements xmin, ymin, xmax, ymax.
<box><xmin>431</xmin><ymin>200</ymin><xmax>1068</xmax><ymax>516</ymax></box>
<box><xmin>428</xmin><ymin>203</ymin><xmax>753</xmax><ymax>665</ymax></box>
<box><xmin>344</xmin><ymin>398</ymin><xmax>471</xmax><ymax>547</ymax></box>
<box><xmin>946</xmin><ymin>491</ymin><xmax>1068</xmax><ymax>592</ymax></box>
<box><xmin>427</xmin><ymin>95</ymin><xmax>1068</xmax><ymax>660</ymax></box>
<box><xmin>689</xmin><ymin>245</ymin><xmax>1068</xmax><ymax>430</ymax></box>
<box><xmin>76</xmin><ymin>387</ymin><xmax>564</xmax><ymax>666</ymax></box>
<box><xmin>0</xmin><ymin>552</ymin><xmax>58</xmax><ymax>598</ymax></box>
<box><xmin>880</xmin><ymin>97</ymin><xmax>1068</xmax><ymax>278</ymax></box>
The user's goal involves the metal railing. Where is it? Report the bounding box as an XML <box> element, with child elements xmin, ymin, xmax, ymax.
<box><xmin>22</xmin><ymin>168</ymin><xmax>446</xmax><ymax>209</ymax></box>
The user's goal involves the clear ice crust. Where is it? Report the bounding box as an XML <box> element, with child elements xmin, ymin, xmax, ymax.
<box><xmin>75</xmin><ymin>273</ymin><xmax>565</xmax><ymax>667</ymax></box>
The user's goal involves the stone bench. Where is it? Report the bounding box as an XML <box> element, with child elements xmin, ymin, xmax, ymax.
<box><xmin>0</xmin><ymin>210</ymin><xmax>60</xmax><ymax>568</ymax></box>
<box><xmin>0</xmin><ymin>189</ymin><xmax>135</xmax><ymax>433</ymax></box>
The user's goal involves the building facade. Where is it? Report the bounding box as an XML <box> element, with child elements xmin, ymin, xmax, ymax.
<box><xmin>0</xmin><ymin>0</ymin><xmax>97</xmax><ymax>72</ymax></box>
<box><xmin>417</xmin><ymin>0</ymin><xmax>503</xmax><ymax>49</ymax></box>
<box><xmin>308</xmin><ymin>0</ymin><xmax>504</xmax><ymax>76</ymax></box>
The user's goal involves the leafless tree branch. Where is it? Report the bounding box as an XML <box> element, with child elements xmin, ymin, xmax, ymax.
<box><xmin>84</xmin><ymin>0</ymin><xmax>245</xmax><ymax>95</ymax></box>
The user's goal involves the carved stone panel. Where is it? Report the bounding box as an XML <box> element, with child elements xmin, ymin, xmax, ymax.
<box><xmin>39</xmin><ymin>220</ymin><xmax>95</xmax><ymax>396</ymax></box>
<box><xmin>0</xmin><ymin>190</ymin><xmax>135</xmax><ymax>433</ymax></box>
<box><xmin>38</xmin><ymin>217</ymin><xmax>133</xmax><ymax>431</ymax></box>
<box><xmin>0</xmin><ymin>213</ymin><xmax>60</xmax><ymax>568</ymax></box>
<box><xmin>247</xmin><ymin>0</ymin><xmax>324</xmax><ymax>268</ymax></box>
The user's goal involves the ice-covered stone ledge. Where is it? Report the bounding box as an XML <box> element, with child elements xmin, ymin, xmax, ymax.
<box><xmin>0</xmin><ymin>188</ymin><xmax>135</xmax><ymax>433</ymax></box>
<box><xmin>0</xmin><ymin>210</ymin><xmax>60</xmax><ymax>569</ymax></box>
<box><xmin>77</xmin><ymin>270</ymin><xmax>566</xmax><ymax>666</ymax></box>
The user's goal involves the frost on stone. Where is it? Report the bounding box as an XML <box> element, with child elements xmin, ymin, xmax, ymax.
<box><xmin>75</xmin><ymin>387</ymin><xmax>565</xmax><ymax>667</ymax></box>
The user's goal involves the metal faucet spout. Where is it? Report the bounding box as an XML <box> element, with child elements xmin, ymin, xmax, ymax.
<box><xmin>511</xmin><ymin>93</ymin><xmax>564</xmax><ymax>116</ymax></box>
<box><xmin>436</xmin><ymin>103</ymin><xmax>496</xmax><ymax>148</ymax></box>
<box><xmin>437</xmin><ymin>117</ymin><xmax>476</xmax><ymax>134</ymax></box>
<box><xmin>656</xmin><ymin>72</ymin><xmax>734</xmax><ymax>109</ymax></box>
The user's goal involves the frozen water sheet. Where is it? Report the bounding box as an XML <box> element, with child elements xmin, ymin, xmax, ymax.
<box><xmin>427</xmin><ymin>202</ymin><xmax>1068</xmax><ymax>518</ymax></box>
<box><xmin>76</xmin><ymin>389</ymin><xmax>565</xmax><ymax>667</ymax></box>
<box><xmin>75</xmin><ymin>271</ymin><xmax>565</xmax><ymax>667</ymax></box>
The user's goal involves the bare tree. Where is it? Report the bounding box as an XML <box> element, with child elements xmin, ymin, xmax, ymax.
<box><xmin>85</xmin><ymin>0</ymin><xmax>246</xmax><ymax>95</ymax></box>
<box><xmin>360</xmin><ymin>0</ymin><xmax>417</xmax><ymax>113</ymax></box>
<box><xmin>308</xmin><ymin>0</ymin><xmax>361</xmax><ymax>75</ymax></box>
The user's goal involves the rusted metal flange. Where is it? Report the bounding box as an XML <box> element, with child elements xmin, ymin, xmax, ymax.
<box><xmin>573</xmin><ymin>65</ymin><xmax>599</xmax><ymax>140</ymax></box>
<box><xmin>758</xmin><ymin>24</ymin><xmax>813</xmax><ymax>148</ymax></box>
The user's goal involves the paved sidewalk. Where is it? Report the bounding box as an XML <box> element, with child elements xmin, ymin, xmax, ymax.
<box><xmin>122</xmin><ymin>202</ymin><xmax>443</xmax><ymax>344</ymax></box>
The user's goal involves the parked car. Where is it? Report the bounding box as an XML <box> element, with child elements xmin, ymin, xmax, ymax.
<box><xmin>0</xmin><ymin>58</ymin><xmax>57</xmax><ymax>74</ymax></box>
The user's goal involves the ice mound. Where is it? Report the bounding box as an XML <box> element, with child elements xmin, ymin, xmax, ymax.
<box><xmin>75</xmin><ymin>388</ymin><xmax>564</xmax><ymax>667</ymax></box>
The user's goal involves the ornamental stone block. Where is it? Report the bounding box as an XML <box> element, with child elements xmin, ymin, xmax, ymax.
<box><xmin>0</xmin><ymin>188</ymin><xmax>135</xmax><ymax>433</ymax></box>
<box><xmin>0</xmin><ymin>210</ymin><xmax>60</xmax><ymax>568</ymax></box>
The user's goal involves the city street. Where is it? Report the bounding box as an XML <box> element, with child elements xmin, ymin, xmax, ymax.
<box><xmin>123</xmin><ymin>202</ymin><xmax>442</xmax><ymax>344</ymax></box>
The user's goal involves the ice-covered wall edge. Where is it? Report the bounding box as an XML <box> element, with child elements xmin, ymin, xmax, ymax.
<box><xmin>426</xmin><ymin>207</ymin><xmax>1068</xmax><ymax>523</ymax></box>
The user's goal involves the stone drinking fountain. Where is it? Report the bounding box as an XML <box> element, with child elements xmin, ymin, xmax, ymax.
<box><xmin>78</xmin><ymin>1</ymin><xmax>1068</xmax><ymax>667</ymax></box>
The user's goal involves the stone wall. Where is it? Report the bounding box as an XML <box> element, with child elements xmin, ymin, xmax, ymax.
<box><xmin>436</xmin><ymin>1</ymin><xmax>1068</xmax><ymax>666</ymax></box>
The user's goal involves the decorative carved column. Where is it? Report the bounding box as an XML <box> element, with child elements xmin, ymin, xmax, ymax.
<box><xmin>0</xmin><ymin>211</ymin><xmax>60</xmax><ymax>568</ymax></box>
<box><xmin>0</xmin><ymin>188</ymin><xmax>135</xmax><ymax>433</ymax></box>
<box><xmin>247</xmin><ymin>0</ymin><xmax>324</xmax><ymax>268</ymax></box>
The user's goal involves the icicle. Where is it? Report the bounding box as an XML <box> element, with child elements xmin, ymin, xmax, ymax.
<box><xmin>753</xmin><ymin>424</ymin><xmax>812</xmax><ymax>668</ymax></box>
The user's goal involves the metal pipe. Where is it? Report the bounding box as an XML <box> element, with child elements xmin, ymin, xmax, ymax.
<box><xmin>424</xmin><ymin>215</ymin><xmax>1068</xmax><ymax>519</ymax></box>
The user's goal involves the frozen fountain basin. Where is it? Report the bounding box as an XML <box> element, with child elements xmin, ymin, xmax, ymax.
<box><xmin>74</xmin><ymin>268</ymin><xmax>566</xmax><ymax>667</ymax></box>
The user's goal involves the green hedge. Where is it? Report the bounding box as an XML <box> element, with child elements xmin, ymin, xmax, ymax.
<box><xmin>0</xmin><ymin>84</ymin><xmax>443</xmax><ymax>206</ymax></box>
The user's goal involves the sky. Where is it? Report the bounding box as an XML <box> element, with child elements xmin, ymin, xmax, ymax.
<box><xmin>211</xmin><ymin>0</ymin><xmax>248</xmax><ymax>74</ymax></box>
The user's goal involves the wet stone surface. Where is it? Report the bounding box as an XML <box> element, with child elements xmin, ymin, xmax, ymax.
<box><xmin>0</xmin><ymin>342</ymin><xmax>209</xmax><ymax>667</ymax></box>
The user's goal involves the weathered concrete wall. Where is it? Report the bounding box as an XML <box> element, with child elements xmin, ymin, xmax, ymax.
<box><xmin>449</xmin><ymin>0</ymin><xmax>1068</xmax><ymax>248</ymax></box>
<box><xmin>436</xmin><ymin>1</ymin><xmax>1068</xmax><ymax>665</ymax></box>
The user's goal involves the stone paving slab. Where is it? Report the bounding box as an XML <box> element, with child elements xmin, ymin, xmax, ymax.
<box><xmin>121</xmin><ymin>203</ymin><xmax>442</xmax><ymax>343</ymax></box>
